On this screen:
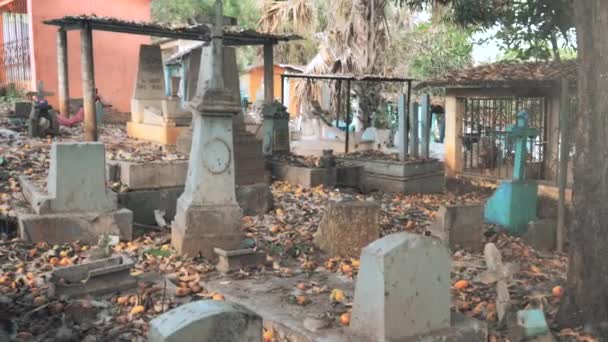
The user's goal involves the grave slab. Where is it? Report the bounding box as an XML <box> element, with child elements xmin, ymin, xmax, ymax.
<box><xmin>350</xmin><ymin>232</ymin><xmax>487</xmax><ymax>342</ymax></box>
<box><xmin>429</xmin><ymin>204</ymin><xmax>486</xmax><ymax>252</ymax></box>
<box><xmin>148</xmin><ymin>300</ymin><xmax>263</xmax><ymax>342</ymax></box>
<box><xmin>314</xmin><ymin>200</ymin><xmax>380</xmax><ymax>258</ymax></box>
<box><xmin>523</xmin><ymin>219</ymin><xmax>556</xmax><ymax>252</ymax></box>
<box><xmin>266</xmin><ymin>161</ymin><xmax>337</xmax><ymax>189</ymax></box>
<box><xmin>340</xmin><ymin>157</ymin><xmax>445</xmax><ymax>194</ymax></box>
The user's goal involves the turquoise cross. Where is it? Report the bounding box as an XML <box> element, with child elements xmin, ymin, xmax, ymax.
<box><xmin>507</xmin><ymin>111</ymin><xmax>538</xmax><ymax>181</ymax></box>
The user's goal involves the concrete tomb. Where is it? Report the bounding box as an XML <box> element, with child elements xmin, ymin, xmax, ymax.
<box><xmin>171</xmin><ymin>14</ymin><xmax>244</xmax><ymax>258</ymax></box>
<box><xmin>18</xmin><ymin>142</ymin><xmax>132</xmax><ymax>244</ymax></box>
<box><xmin>351</xmin><ymin>232</ymin><xmax>487</xmax><ymax>341</ymax></box>
<box><xmin>314</xmin><ymin>199</ymin><xmax>380</xmax><ymax>258</ymax></box>
<box><xmin>340</xmin><ymin>156</ymin><xmax>445</xmax><ymax>194</ymax></box>
<box><xmin>429</xmin><ymin>204</ymin><xmax>486</xmax><ymax>252</ymax></box>
<box><xmin>127</xmin><ymin>44</ymin><xmax>192</xmax><ymax>145</ymax></box>
<box><xmin>148</xmin><ymin>300</ymin><xmax>263</xmax><ymax>342</ymax></box>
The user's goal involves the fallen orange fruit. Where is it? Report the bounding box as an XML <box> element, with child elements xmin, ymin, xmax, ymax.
<box><xmin>552</xmin><ymin>285</ymin><xmax>564</xmax><ymax>298</ymax></box>
<box><xmin>130</xmin><ymin>305</ymin><xmax>145</xmax><ymax>316</ymax></box>
<box><xmin>263</xmin><ymin>329</ymin><xmax>274</xmax><ymax>342</ymax></box>
<box><xmin>340</xmin><ymin>264</ymin><xmax>353</xmax><ymax>274</ymax></box>
<box><xmin>340</xmin><ymin>312</ymin><xmax>351</xmax><ymax>326</ymax></box>
<box><xmin>212</xmin><ymin>293</ymin><xmax>225</xmax><ymax>301</ymax></box>
<box><xmin>453</xmin><ymin>280</ymin><xmax>469</xmax><ymax>290</ymax></box>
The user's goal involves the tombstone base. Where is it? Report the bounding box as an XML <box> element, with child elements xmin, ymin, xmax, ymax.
<box><xmin>18</xmin><ymin>208</ymin><xmax>133</xmax><ymax>245</ymax></box>
<box><xmin>127</xmin><ymin>121</ymin><xmax>190</xmax><ymax>146</ymax></box>
<box><xmin>485</xmin><ymin>180</ymin><xmax>538</xmax><ymax>235</ymax></box>
<box><xmin>235</xmin><ymin>183</ymin><xmax>273</xmax><ymax>216</ymax></box>
<box><xmin>172</xmin><ymin>201</ymin><xmax>243</xmax><ymax>259</ymax></box>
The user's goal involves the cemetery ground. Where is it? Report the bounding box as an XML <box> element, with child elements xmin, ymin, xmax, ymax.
<box><xmin>0</xmin><ymin>118</ymin><xmax>592</xmax><ymax>342</ymax></box>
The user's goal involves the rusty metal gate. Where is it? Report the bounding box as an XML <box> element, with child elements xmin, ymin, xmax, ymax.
<box><xmin>0</xmin><ymin>0</ymin><xmax>30</xmax><ymax>89</ymax></box>
<box><xmin>460</xmin><ymin>97</ymin><xmax>548</xmax><ymax>180</ymax></box>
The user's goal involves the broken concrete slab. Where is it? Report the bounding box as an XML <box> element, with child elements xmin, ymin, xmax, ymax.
<box><xmin>51</xmin><ymin>255</ymin><xmax>136</xmax><ymax>297</ymax></box>
<box><xmin>107</xmin><ymin>160</ymin><xmax>188</xmax><ymax>191</ymax></box>
<box><xmin>214</xmin><ymin>248</ymin><xmax>266</xmax><ymax>274</ymax></box>
<box><xmin>148</xmin><ymin>300</ymin><xmax>263</xmax><ymax>342</ymax></box>
<box><xmin>18</xmin><ymin>208</ymin><xmax>133</xmax><ymax>245</ymax></box>
<box><xmin>429</xmin><ymin>204</ymin><xmax>486</xmax><ymax>252</ymax></box>
<box><xmin>314</xmin><ymin>200</ymin><xmax>380</xmax><ymax>258</ymax></box>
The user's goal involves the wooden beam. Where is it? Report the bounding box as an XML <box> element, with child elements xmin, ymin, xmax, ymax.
<box><xmin>81</xmin><ymin>24</ymin><xmax>97</xmax><ymax>141</ymax></box>
<box><xmin>57</xmin><ymin>29</ymin><xmax>69</xmax><ymax>117</ymax></box>
<box><xmin>263</xmin><ymin>44</ymin><xmax>274</xmax><ymax>104</ymax></box>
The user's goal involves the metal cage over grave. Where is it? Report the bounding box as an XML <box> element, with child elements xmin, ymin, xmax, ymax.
<box><xmin>460</xmin><ymin>96</ymin><xmax>548</xmax><ymax>180</ymax></box>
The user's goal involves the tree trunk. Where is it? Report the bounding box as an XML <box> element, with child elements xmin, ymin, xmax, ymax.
<box><xmin>557</xmin><ymin>0</ymin><xmax>608</xmax><ymax>334</ymax></box>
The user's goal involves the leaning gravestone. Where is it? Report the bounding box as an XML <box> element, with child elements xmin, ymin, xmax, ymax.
<box><xmin>18</xmin><ymin>142</ymin><xmax>132</xmax><ymax>244</ymax></box>
<box><xmin>351</xmin><ymin>232</ymin><xmax>487</xmax><ymax>341</ymax></box>
<box><xmin>314</xmin><ymin>199</ymin><xmax>380</xmax><ymax>258</ymax></box>
<box><xmin>148</xmin><ymin>300</ymin><xmax>263</xmax><ymax>342</ymax></box>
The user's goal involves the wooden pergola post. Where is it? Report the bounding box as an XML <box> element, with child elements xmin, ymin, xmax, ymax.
<box><xmin>263</xmin><ymin>43</ymin><xmax>274</xmax><ymax>104</ymax></box>
<box><xmin>80</xmin><ymin>23</ymin><xmax>97</xmax><ymax>141</ymax></box>
<box><xmin>57</xmin><ymin>29</ymin><xmax>69</xmax><ymax>117</ymax></box>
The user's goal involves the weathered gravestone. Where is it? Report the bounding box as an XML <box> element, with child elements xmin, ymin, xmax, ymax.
<box><xmin>262</xmin><ymin>100</ymin><xmax>290</xmax><ymax>155</ymax></box>
<box><xmin>314</xmin><ymin>199</ymin><xmax>380</xmax><ymax>258</ymax></box>
<box><xmin>18</xmin><ymin>142</ymin><xmax>132</xmax><ymax>244</ymax></box>
<box><xmin>148</xmin><ymin>300</ymin><xmax>262</xmax><ymax>342</ymax></box>
<box><xmin>429</xmin><ymin>204</ymin><xmax>485</xmax><ymax>252</ymax></box>
<box><xmin>175</xmin><ymin>45</ymin><xmax>272</xmax><ymax>216</ymax></box>
<box><xmin>131</xmin><ymin>44</ymin><xmax>167</xmax><ymax>124</ymax></box>
<box><xmin>171</xmin><ymin>5</ymin><xmax>244</xmax><ymax>258</ymax></box>
<box><xmin>351</xmin><ymin>232</ymin><xmax>487</xmax><ymax>341</ymax></box>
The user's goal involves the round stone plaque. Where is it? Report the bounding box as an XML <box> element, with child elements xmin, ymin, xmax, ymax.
<box><xmin>202</xmin><ymin>138</ymin><xmax>232</xmax><ymax>174</ymax></box>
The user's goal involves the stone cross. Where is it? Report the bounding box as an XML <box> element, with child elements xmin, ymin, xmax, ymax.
<box><xmin>506</xmin><ymin>111</ymin><xmax>538</xmax><ymax>181</ymax></box>
<box><xmin>171</xmin><ymin>0</ymin><xmax>244</xmax><ymax>258</ymax></box>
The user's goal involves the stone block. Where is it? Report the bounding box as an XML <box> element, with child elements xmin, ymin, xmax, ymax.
<box><xmin>516</xmin><ymin>309</ymin><xmax>549</xmax><ymax>338</ymax></box>
<box><xmin>430</xmin><ymin>204</ymin><xmax>485</xmax><ymax>252</ymax></box>
<box><xmin>107</xmin><ymin>160</ymin><xmax>189</xmax><ymax>190</ymax></box>
<box><xmin>351</xmin><ymin>233</ymin><xmax>451</xmax><ymax>341</ymax></box>
<box><xmin>315</xmin><ymin>200</ymin><xmax>380</xmax><ymax>258</ymax></box>
<box><xmin>172</xmin><ymin>200</ymin><xmax>243</xmax><ymax>259</ymax></box>
<box><xmin>214</xmin><ymin>248</ymin><xmax>266</xmax><ymax>274</ymax></box>
<box><xmin>235</xmin><ymin>183</ymin><xmax>273</xmax><ymax>216</ymax></box>
<box><xmin>523</xmin><ymin>219</ymin><xmax>556</xmax><ymax>252</ymax></box>
<box><xmin>148</xmin><ymin>300</ymin><xmax>263</xmax><ymax>342</ymax></box>
<box><xmin>126</xmin><ymin>121</ymin><xmax>188</xmax><ymax>146</ymax></box>
<box><xmin>19</xmin><ymin>208</ymin><xmax>133</xmax><ymax>245</ymax></box>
